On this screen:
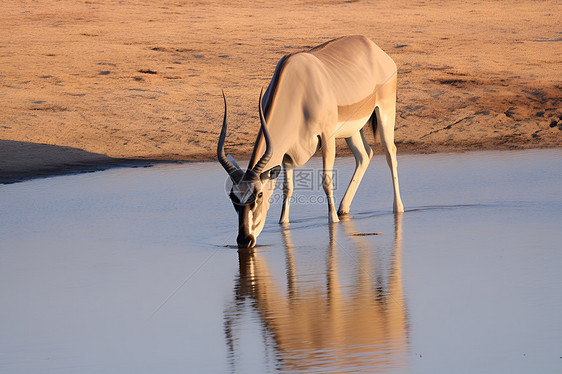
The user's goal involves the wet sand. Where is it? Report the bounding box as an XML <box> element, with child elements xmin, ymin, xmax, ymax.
<box><xmin>1</xmin><ymin>0</ymin><xmax>561</xmax><ymax>183</ymax></box>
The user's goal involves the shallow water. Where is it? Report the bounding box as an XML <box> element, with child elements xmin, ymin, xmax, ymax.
<box><xmin>1</xmin><ymin>149</ymin><xmax>561</xmax><ymax>373</ymax></box>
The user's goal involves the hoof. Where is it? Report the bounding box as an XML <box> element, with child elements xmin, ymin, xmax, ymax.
<box><xmin>279</xmin><ymin>220</ymin><xmax>290</xmax><ymax>228</ymax></box>
<box><xmin>337</xmin><ymin>210</ymin><xmax>349</xmax><ymax>217</ymax></box>
<box><xmin>329</xmin><ymin>215</ymin><xmax>340</xmax><ymax>223</ymax></box>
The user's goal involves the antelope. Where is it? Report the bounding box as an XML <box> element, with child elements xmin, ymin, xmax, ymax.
<box><xmin>217</xmin><ymin>35</ymin><xmax>404</xmax><ymax>248</ymax></box>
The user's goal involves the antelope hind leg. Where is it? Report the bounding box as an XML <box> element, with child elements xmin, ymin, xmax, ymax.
<box><xmin>375</xmin><ymin>105</ymin><xmax>404</xmax><ymax>213</ymax></box>
<box><xmin>338</xmin><ymin>129</ymin><xmax>373</xmax><ymax>216</ymax></box>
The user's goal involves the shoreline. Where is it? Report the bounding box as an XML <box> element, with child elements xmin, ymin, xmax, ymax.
<box><xmin>2</xmin><ymin>141</ymin><xmax>558</xmax><ymax>185</ymax></box>
<box><xmin>0</xmin><ymin>158</ymin><xmax>181</xmax><ymax>185</ymax></box>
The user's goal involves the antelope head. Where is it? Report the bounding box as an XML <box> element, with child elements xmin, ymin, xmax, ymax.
<box><xmin>217</xmin><ymin>91</ymin><xmax>281</xmax><ymax>248</ymax></box>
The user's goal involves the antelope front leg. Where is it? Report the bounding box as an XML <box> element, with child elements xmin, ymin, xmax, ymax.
<box><xmin>321</xmin><ymin>135</ymin><xmax>340</xmax><ymax>223</ymax></box>
<box><xmin>279</xmin><ymin>163</ymin><xmax>294</xmax><ymax>224</ymax></box>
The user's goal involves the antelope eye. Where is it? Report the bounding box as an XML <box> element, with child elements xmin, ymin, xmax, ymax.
<box><xmin>257</xmin><ymin>192</ymin><xmax>263</xmax><ymax>198</ymax></box>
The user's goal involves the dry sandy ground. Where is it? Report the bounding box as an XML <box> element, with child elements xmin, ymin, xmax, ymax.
<box><xmin>1</xmin><ymin>0</ymin><xmax>561</xmax><ymax>182</ymax></box>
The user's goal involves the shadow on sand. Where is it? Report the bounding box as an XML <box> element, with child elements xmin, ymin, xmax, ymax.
<box><xmin>0</xmin><ymin>140</ymin><xmax>174</xmax><ymax>184</ymax></box>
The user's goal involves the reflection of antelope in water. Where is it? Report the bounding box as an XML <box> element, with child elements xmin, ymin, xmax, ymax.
<box><xmin>224</xmin><ymin>215</ymin><xmax>409</xmax><ymax>373</ymax></box>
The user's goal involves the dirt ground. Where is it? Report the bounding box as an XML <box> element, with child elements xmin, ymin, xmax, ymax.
<box><xmin>1</xmin><ymin>0</ymin><xmax>561</xmax><ymax>182</ymax></box>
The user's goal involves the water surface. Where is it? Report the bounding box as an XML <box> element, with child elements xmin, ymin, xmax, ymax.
<box><xmin>1</xmin><ymin>150</ymin><xmax>561</xmax><ymax>373</ymax></box>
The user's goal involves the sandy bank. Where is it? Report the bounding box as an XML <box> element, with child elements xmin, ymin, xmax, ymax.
<box><xmin>1</xmin><ymin>0</ymin><xmax>560</xmax><ymax>183</ymax></box>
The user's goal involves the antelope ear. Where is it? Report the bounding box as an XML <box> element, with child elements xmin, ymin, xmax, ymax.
<box><xmin>260</xmin><ymin>165</ymin><xmax>281</xmax><ymax>181</ymax></box>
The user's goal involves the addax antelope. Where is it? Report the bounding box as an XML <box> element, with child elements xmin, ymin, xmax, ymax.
<box><xmin>217</xmin><ymin>35</ymin><xmax>404</xmax><ymax>248</ymax></box>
